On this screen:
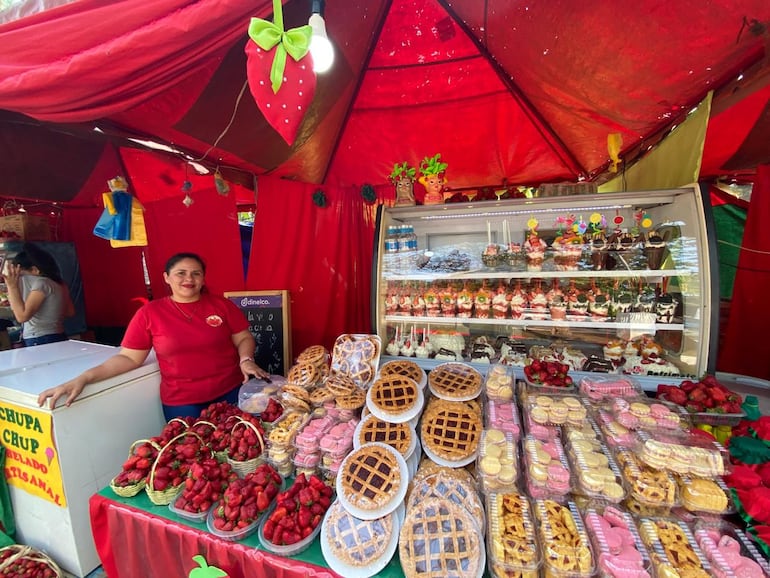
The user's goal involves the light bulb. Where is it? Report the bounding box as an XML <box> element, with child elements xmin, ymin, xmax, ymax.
<box><xmin>308</xmin><ymin>13</ymin><xmax>334</xmax><ymax>73</ymax></box>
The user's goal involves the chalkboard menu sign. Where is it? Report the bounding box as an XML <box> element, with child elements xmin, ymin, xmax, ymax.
<box><xmin>224</xmin><ymin>290</ymin><xmax>291</xmax><ymax>376</ymax></box>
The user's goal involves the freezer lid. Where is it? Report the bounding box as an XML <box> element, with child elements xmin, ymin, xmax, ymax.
<box><xmin>0</xmin><ymin>345</ymin><xmax>159</xmax><ymax>407</ymax></box>
<box><xmin>0</xmin><ymin>340</ymin><xmax>117</xmax><ymax>376</ymax></box>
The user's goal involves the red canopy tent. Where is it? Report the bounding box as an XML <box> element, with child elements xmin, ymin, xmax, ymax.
<box><xmin>1</xmin><ymin>0</ymin><xmax>770</xmax><ymax>367</ymax></box>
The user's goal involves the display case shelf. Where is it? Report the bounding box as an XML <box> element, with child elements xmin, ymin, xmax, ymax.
<box><xmin>371</xmin><ymin>186</ymin><xmax>716</xmax><ymax>378</ymax></box>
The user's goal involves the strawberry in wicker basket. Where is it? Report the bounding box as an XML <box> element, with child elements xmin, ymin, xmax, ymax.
<box><xmin>226</xmin><ymin>416</ymin><xmax>266</xmax><ymax>477</ymax></box>
<box><xmin>109</xmin><ymin>438</ymin><xmax>160</xmax><ymax>498</ymax></box>
<box><xmin>146</xmin><ymin>430</ymin><xmax>209</xmax><ymax>505</ymax></box>
<box><xmin>0</xmin><ymin>544</ymin><xmax>63</xmax><ymax>578</ymax></box>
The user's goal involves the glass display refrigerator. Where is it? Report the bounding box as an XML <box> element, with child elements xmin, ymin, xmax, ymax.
<box><xmin>371</xmin><ymin>185</ymin><xmax>719</xmax><ymax>391</ymax></box>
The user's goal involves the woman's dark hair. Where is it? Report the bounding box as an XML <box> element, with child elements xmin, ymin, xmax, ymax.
<box><xmin>164</xmin><ymin>253</ymin><xmax>206</xmax><ymax>274</ymax></box>
<box><xmin>11</xmin><ymin>243</ymin><xmax>64</xmax><ymax>284</ymax></box>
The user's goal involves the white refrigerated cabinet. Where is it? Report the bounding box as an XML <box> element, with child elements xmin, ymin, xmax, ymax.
<box><xmin>0</xmin><ymin>340</ymin><xmax>165</xmax><ymax>577</ymax></box>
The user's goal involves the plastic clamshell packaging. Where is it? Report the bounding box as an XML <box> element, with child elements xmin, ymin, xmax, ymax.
<box><xmin>486</xmin><ymin>492</ymin><xmax>540</xmax><ymax>578</ymax></box>
<box><xmin>614</xmin><ymin>448</ymin><xmax>678</xmax><ymax>510</ymax></box>
<box><xmin>582</xmin><ymin>502</ymin><xmax>652</xmax><ymax>578</ymax></box>
<box><xmin>603</xmin><ymin>397</ymin><xmax>688</xmax><ymax>431</ymax></box>
<box><xmin>567</xmin><ymin>438</ymin><xmax>626</xmax><ymax>503</ymax></box>
<box><xmin>525</xmin><ymin>392</ymin><xmax>588</xmax><ymax>428</ymax></box>
<box><xmin>484</xmin><ymin>364</ymin><xmax>516</xmax><ymax>401</ymax></box>
<box><xmin>636</xmin><ymin>429</ymin><xmax>731</xmax><ymax>478</ymax></box>
<box><xmin>206</xmin><ymin>500</ymin><xmax>262</xmax><ymax>542</ymax></box>
<box><xmin>693</xmin><ymin>519</ymin><xmax>770</xmax><ymax>578</ymax></box>
<box><xmin>638</xmin><ymin>517</ymin><xmax>712</xmax><ymax>578</ymax></box>
<box><xmin>533</xmin><ymin>499</ymin><xmax>595</xmax><ymax>578</ymax></box>
<box><xmin>477</xmin><ymin>428</ymin><xmax>519</xmax><ymax>493</ymax></box>
<box><xmin>486</xmin><ymin>397</ymin><xmax>522</xmax><ymax>440</ymax></box>
<box><xmin>522</xmin><ymin>435</ymin><xmax>572</xmax><ymax>500</ymax></box>
<box><xmin>594</xmin><ymin>409</ymin><xmax>639</xmax><ymax>448</ymax></box>
<box><xmin>521</xmin><ymin>373</ymin><xmax>576</xmax><ymax>394</ymax></box>
<box><xmin>406</xmin><ymin>470</ymin><xmax>486</xmax><ymax>535</ymax></box>
<box><xmin>578</xmin><ymin>375</ymin><xmax>644</xmax><ymax>403</ymax></box>
<box><xmin>258</xmin><ymin>501</ymin><xmax>323</xmax><ymax>556</ymax></box>
<box><xmin>330</xmin><ymin>334</ymin><xmax>382</xmax><ymax>390</ymax></box>
<box><xmin>678</xmin><ymin>475</ymin><xmax>735</xmax><ymax>515</ymax></box>
<box><xmin>658</xmin><ymin>392</ymin><xmax>746</xmax><ymax>427</ymax></box>
<box><xmin>168</xmin><ymin>497</ymin><xmax>209</xmax><ymax>523</ymax></box>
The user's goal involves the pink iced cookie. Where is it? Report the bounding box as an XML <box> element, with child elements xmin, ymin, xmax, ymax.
<box><xmin>718</xmin><ymin>535</ymin><xmax>741</xmax><ymax>553</ymax></box>
<box><xmin>617</xmin><ymin>411</ymin><xmax>640</xmax><ymax>429</ymax></box>
<box><xmin>736</xmin><ymin>558</ymin><xmax>766</xmax><ymax>578</ymax></box>
<box><xmin>542</xmin><ymin>441</ymin><xmax>561</xmax><ymax>458</ymax></box>
<box><xmin>604</xmin><ymin>506</ymin><xmax>628</xmax><ymax>529</ymax></box>
<box><xmin>599</xmin><ymin>553</ymin><xmax>650</xmax><ymax>578</ymax></box>
<box><xmin>649</xmin><ymin>403</ymin><xmax>671</xmax><ymax>418</ymax></box>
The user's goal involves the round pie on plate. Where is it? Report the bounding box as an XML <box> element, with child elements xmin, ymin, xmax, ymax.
<box><xmin>406</xmin><ymin>471</ymin><xmax>485</xmax><ymax>531</ymax></box>
<box><xmin>356</xmin><ymin>414</ymin><xmax>414</xmax><ymax>457</ymax></box>
<box><xmin>399</xmin><ymin>496</ymin><xmax>482</xmax><ymax>578</ymax></box>
<box><xmin>379</xmin><ymin>359</ymin><xmax>426</xmax><ymax>387</ymax></box>
<box><xmin>368</xmin><ymin>374</ymin><xmax>420</xmax><ymax>416</ymax></box>
<box><xmin>421</xmin><ymin>400</ymin><xmax>481</xmax><ymax>464</ymax></box>
<box><xmin>337</xmin><ymin>442</ymin><xmax>406</xmax><ymax>518</ymax></box>
<box><xmin>428</xmin><ymin>363</ymin><xmax>482</xmax><ymax>400</ymax></box>
<box><xmin>323</xmin><ymin>500</ymin><xmax>396</xmax><ymax>568</ymax></box>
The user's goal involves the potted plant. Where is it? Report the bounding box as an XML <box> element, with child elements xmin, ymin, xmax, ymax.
<box><xmin>418</xmin><ymin>154</ymin><xmax>448</xmax><ymax>205</ymax></box>
<box><xmin>389</xmin><ymin>162</ymin><xmax>417</xmax><ymax>206</ymax></box>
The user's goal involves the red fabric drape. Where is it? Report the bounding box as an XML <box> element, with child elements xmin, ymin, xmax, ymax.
<box><xmin>718</xmin><ymin>164</ymin><xmax>770</xmax><ymax>379</ymax></box>
<box><xmin>247</xmin><ymin>178</ymin><xmax>376</xmax><ymax>355</ymax></box>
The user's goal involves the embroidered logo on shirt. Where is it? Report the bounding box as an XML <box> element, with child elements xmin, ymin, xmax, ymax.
<box><xmin>206</xmin><ymin>315</ymin><xmax>223</xmax><ymax>327</ymax></box>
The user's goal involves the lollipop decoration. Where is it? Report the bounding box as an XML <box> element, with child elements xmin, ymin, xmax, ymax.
<box><xmin>524</xmin><ymin>217</ymin><xmax>545</xmax><ymax>271</ymax></box>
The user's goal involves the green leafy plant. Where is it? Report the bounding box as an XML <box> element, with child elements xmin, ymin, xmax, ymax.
<box><xmin>419</xmin><ymin>153</ymin><xmax>448</xmax><ymax>176</ymax></box>
<box><xmin>389</xmin><ymin>162</ymin><xmax>416</xmax><ymax>183</ymax></box>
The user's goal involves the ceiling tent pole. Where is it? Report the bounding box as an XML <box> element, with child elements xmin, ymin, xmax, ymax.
<box><xmin>437</xmin><ymin>0</ymin><xmax>587</xmax><ymax>180</ymax></box>
<box><xmin>320</xmin><ymin>0</ymin><xmax>394</xmax><ymax>185</ymax></box>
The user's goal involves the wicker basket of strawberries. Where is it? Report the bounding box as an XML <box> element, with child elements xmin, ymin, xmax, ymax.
<box><xmin>0</xmin><ymin>544</ymin><xmax>63</xmax><ymax>578</ymax></box>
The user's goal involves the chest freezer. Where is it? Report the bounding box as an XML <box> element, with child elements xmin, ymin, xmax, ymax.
<box><xmin>0</xmin><ymin>340</ymin><xmax>165</xmax><ymax>577</ymax></box>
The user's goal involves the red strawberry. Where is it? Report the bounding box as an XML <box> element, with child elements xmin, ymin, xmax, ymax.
<box><xmin>245</xmin><ymin>40</ymin><xmax>316</xmax><ymax>146</ymax></box>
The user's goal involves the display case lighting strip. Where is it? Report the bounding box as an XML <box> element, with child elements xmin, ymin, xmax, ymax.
<box><xmin>417</xmin><ymin>204</ymin><xmax>632</xmax><ymax>221</ymax></box>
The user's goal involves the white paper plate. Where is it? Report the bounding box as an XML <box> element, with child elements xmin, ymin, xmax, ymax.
<box><xmin>320</xmin><ymin>501</ymin><xmax>400</xmax><ymax>578</ymax></box>
<box><xmin>353</xmin><ymin>414</ymin><xmax>418</xmax><ymax>460</ymax></box>
<box><xmin>335</xmin><ymin>442</ymin><xmax>409</xmax><ymax>520</ymax></box>
<box><xmin>420</xmin><ymin>435</ymin><xmax>478</xmax><ymax>468</ymax></box>
<box><xmin>365</xmin><ymin>384</ymin><xmax>424</xmax><ymax>424</ymax></box>
<box><xmin>406</xmin><ymin>436</ymin><xmax>421</xmax><ymax>479</ymax></box>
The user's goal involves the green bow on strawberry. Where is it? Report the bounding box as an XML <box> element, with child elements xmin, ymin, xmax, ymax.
<box><xmin>248</xmin><ymin>0</ymin><xmax>311</xmax><ymax>94</ymax></box>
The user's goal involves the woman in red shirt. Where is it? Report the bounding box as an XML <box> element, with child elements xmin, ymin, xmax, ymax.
<box><xmin>36</xmin><ymin>252</ymin><xmax>269</xmax><ymax>420</ymax></box>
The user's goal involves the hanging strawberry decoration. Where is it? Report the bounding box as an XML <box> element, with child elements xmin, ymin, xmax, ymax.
<box><xmin>245</xmin><ymin>0</ymin><xmax>316</xmax><ymax>145</ymax></box>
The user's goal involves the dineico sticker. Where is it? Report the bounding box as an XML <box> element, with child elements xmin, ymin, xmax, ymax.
<box><xmin>0</xmin><ymin>402</ymin><xmax>66</xmax><ymax>507</ymax></box>
<box><xmin>206</xmin><ymin>315</ymin><xmax>224</xmax><ymax>327</ymax></box>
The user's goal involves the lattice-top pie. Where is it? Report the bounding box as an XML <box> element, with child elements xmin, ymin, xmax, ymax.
<box><xmin>297</xmin><ymin>344</ymin><xmax>329</xmax><ymax>366</ymax></box>
<box><xmin>324</xmin><ymin>500</ymin><xmax>395</xmax><ymax>567</ymax></box>
<box><xmin>428</xmin><ymin>363</ymin><xmax>482</xmax><ymax>400</ymax></box>
<box><xmin>399</xmin><ymin>497</ymin><xmax>482</xmax><ymax>578</ymax></box>
<box><xmin>421</xmin><ymin>400</ymin><xmax>481</xmax><ymax>462</ymax></box>
<box><xmin>339</xmin><ymin>443</ymin><xmax>403</xmax><ymax>513</ymax></box>
<box><xmin>369</xmin><ymin>374</ymin><xmax>419</xmax><ymax>416</ymax></box>
<box><xmin>407</xmin><ymin>471</ymin><xmax>485</xmax><ymax>528</ymax></box>
<box><xmin>357</xmin><ymin>414</ymin><xmax>413</xmax><ymax>456</ymax></box>
<box><xmin>379</xmin><ymin>359</ymin><xmax>425</xmax><ymax>386</ymax></box>
<box><xmin>287</xmin><ymin>362</ymin><xmax>319</xmax><ymax>388</ymax></box>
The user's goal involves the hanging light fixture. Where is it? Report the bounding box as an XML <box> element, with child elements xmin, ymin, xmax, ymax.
<box><xmin>309</xmin><ymin>0</ymin><xmax>334</xmax><ymax>73</ymax></box>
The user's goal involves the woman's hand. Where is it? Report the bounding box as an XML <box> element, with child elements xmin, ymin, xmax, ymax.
<box><xmin>37</xmin><ymin>377</ymin><xmax>87</xmax><ymax>409</ymax></box>
<box><xmin>239</xmin><ymin>359</ymin><xmax>269</xmax><ymax>382</ymax></box>
<box><xmin>2</xmin><ymin>263</ymin><xmax>20</xmax><ymax>285</ymax></box>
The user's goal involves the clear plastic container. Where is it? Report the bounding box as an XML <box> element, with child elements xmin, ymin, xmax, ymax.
<box><xmin>693</xmin><ymin>519</ymin><xmax>770</xmax><ymax>578</ymax></box>
<box><xmin>604</xmin><ymin>398</ymin><xmax>687</xmax><ymax>431</ymax></box>
<box><xmin>523</xmin><ymin>435</ymin><xmax>572</xmax><ymax>499</ymax></box>
<box><xmin>638</xmin><ymin>517</ymin><xmax>711</xmax><ymax>578</ymax></box>
<box><xmin>406</xmin><ymin>470</ymin><xmax>486</xmax><ymax>533</ymax></box>
<box><xmin>636</xmin><ymin>429</ymin><xmax>731</xmax><ymax>478</ymax></box>
<box><xmin>238</xmin><ymin>376</ymin><xmax>285</xmax><ymax>414</ymax></box>
<box><xmin>520</xmin><ymin>372</ymin><xmax>576</xmax><ymax>394</ymax></box>
<box><xmin>563</xmin><ymin>416</ymin><xmax>604</xmax><ymax>445</ymax></box>
<box><xmin>525</xmin><ymin>392</ymin><xmax>588</xmax><ymax>427</ymax></box>
<box><xmin>533</xmin><ymin>499</ymin><xmax>594</xmax><ymax>578</ymax></box>
<box><xmin>266</xmin><ymin>411</ymin><xmax>310</xmax><ymax>450</ymax></box>
<box><xmin>330</xmin><ymin>333</ymin><xmax>382</xmax><ymax>389</ymax></box>
<box><xmin>594</xmin><ymin>409</ymin><xmax>637</xmax><ymax>448</ymax></box>
<box><xmin>168</xmin><ymin>496</ymin><xmax>210</xmax><ymax>523</ymax></box>
<box><xmin>582</xmin><ymin>502</ymin><xmax>652</xmax><ymax>578</ymax></box>
<box><xmin>258</xmin><ymin>501</ymin><xmax>323</xmax><ymax>556</ymax></box>
<box><xmin>477</xmin><ymin>428</ymin><xmax>518</xmax><ymax>493</ymax></box>
<box><xmin>486</xmin><ymin>492</ymin><xmax>540</xmax><ymax>578</ymax></box>
<box><xmin>484</xmin><ymin>364</ymin><xmax>515</xmax><ymax>401</ymax></box>
<box><xmin>567</xmin><ymin>439</ymin><xmax>625</xmax><ymax>503</ymax></box>
<box><xmin>206</xmin><ymin>500</ymin><xmax>262</xmax><ymax>542</ymax></box>
<box><xmin>579</xmin><ymin>375</ymin><xmax>644</xmax><ymax>403</ymax></box>
<box><xmin>614</xmin><ymin>448</ymin><xmax>678</xmax><ymax>510</ymax></box>
<box><xmin>678</xmin><ymin>475</ymin><xmax>734</xmax><ymax>515</ymax></box>
<box><xmin>486</xmin><ymin>397</ymin><xmax>522</xmax><ymax>440</ymax></box>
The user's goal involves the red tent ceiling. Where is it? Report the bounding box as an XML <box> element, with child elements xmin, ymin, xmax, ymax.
<box><xmin>0</xmin><ymin>0</ymin><xmax>769</xmax><ymax>203</ymax></box>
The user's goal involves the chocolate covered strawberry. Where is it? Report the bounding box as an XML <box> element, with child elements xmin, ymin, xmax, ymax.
<box><xmin>245</xmin><ymin>0</ymin><xmax>316</xmax><ymax>145</ymax></box>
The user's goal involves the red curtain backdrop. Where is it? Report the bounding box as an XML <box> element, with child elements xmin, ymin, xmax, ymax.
<box><xmin>718</xmin><ymin>164</ymin><xmax>770</xmax><ymax>380</ymax></box>
<box><xmin>246</xmin><ymin>178</ymin><xmax>379</xmax><ymax>356</ymax></box>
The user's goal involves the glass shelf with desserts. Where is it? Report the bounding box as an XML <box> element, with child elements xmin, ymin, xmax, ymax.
<box><xmin>371</xmin><ymin>186</ymin><xmax>717</xmax><ymax>384</ymax></box>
